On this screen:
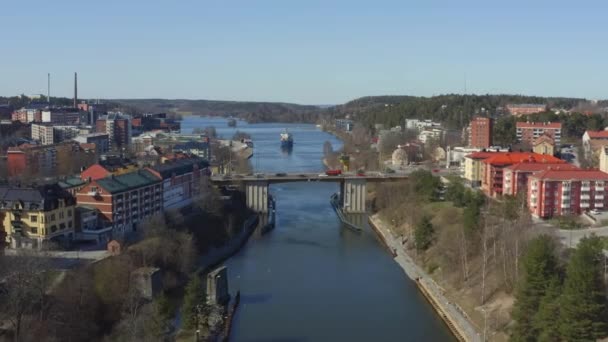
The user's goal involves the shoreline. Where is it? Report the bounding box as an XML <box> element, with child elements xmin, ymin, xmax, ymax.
<box><xmin>368</xmin><ymin>215</ymin><xmax>481</xmax><ymax>342</ymax></box>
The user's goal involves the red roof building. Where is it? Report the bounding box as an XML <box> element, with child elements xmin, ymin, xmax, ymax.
<box><xmin>480</xmin><ymin>152</ymin><xmax>564</xmax><ymax>197</ymax></box>
<box><xmin>503</xmin><ymin>162</ymin><xmax>579</xmax><ymax>196</ymax></box>
<box><xmin>81</xmin><ymin>164</ymin><xmax>111</xmax><ymax>181</ymax></box>
<box><xmin>527</xmin><ymin>169</ymin><xmax>608</xmax><ymax>218</ymax></box>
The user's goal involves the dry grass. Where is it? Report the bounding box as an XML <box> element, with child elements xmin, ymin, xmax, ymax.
<box><xmin>397</xmin><ymin>201</ymin><xmax>515</xmax><ymax>340</ymax></box>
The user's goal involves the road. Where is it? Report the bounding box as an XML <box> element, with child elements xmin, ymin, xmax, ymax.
<box><xmin>3</xmin><ymin>249</ymin><xmax>110</xmax><ymax>269</ymax></box>
<box><xmin>553</xmin><ymin>226</ymin><xmax>608</xmax><ymax>248</ymax></box>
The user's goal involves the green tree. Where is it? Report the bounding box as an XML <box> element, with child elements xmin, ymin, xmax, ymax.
<box><xmin>446</xmin><ymin>178</ymin><xmax>466</xmax><ymax>207</ymax></box>
<box><xmin>532</xmin><ymin>276</ymin><xmax>561</xmax><ymax>342</ymax></box>
<box><xmin>410</xmin><ymin>170</ymin><xmax>441</xmax><ymax>202</ymax></box>
<box><xmin>182</xmin><ymin>275</ymin><xmax>204</xmax><ymax>330</ymax></box>
<box><xmin>414</xmin><ymin>216</ymin><xmax>434</xmax><ymax>251</ymax></box>
<box><xmin>558</xmin><ymin>236</ymin><xmax>608</xmax><ymax>341</ymax></box>
<box><xmin>510</xmin><ymin>235</ymin><xmax>558</xmax><ymax>342</ymax></box>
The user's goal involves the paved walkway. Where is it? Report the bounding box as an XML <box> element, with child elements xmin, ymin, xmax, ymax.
<box><xmin>370</xmin><ymin>215</ymin><xmax>481</xmax><ymax>342</ymax></box>
<box><xmin>554</xmin><ymin>226</ymin><xmax>608</xmax><ymax>248</ymax></box>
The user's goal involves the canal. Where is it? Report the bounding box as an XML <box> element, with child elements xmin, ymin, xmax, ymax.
<box><xmin>182</xmin><ymin>117</ymin><xmax>453</xmax><ymax>341</ymax></box>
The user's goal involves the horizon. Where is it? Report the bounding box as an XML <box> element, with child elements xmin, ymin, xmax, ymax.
<box><xmin>2</xmin><ymin>1</ymin><xmax>608</xmax><ymax>104</ymax></box>
<box><xmin>3</xmin><ymin>91</ymin><xmax>604</xmax><ymax>108</ymax></box>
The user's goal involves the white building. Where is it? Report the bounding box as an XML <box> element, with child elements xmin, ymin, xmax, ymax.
<box><xmin>418</xmin><ymin>128</ymin><xmax>443</xmax><ymax>144</ymax></box>
<box><xmin>31</xmin><ymin>123</ymin><xmax>54</xmax><ymax>145</ymax></box>
<box><xmin>406</xmin><ymin>119</ymin><xmax>442</xmax><ymax>131</ymax></box>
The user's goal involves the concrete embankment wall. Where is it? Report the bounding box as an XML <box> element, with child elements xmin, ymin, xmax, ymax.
<box><xmin>199</xmin><ymin>215</ymin><xmax>259</xmax><ymax>272</ymax></box>
<box><xmin>368</xmin><ymin>215</ymin><xmax>478</xmax><ymax>342</ymax></box>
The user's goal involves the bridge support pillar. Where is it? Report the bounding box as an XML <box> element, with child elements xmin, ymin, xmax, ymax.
<box><xmin>342</xmin><ymin>178</ymin><xmax>366</xmax><ymax>213</ymax></box>
<box><xmin>246</xmin><ymin>181</ymin><xmax>269</xmax><ymax>213</ymax></box>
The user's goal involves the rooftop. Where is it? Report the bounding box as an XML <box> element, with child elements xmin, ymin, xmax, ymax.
<box><xmin>585</xmin><ymin>130</ymin><xmax>608</xmax><ymax>139</ymax></box>
<box><xmin>505</xmin><ymin>162</ymin><xmax>578</xmax><ymax>173</ymax></box>
<box><xmin>481</xmin><ymin>152</ymin><xmax>563</xmax><ymax>166</ymax></box>
<box><xmin>152</xmin><ymin>157</ymin><xmax>209</xmax><ymax>179</ymax></box>
<box><xmin>507</xmin><ymin>104</ymin><xmax>546</xmax><ymax>108</ymax></box>
<box><xmin>533</xmin><ymin>134</ymin><xmax>555</xmax><ymax>146</ymax></box>
<box><xmin>58</xmin><ymin>176</ymin><xmax>86</xmax><ymax>189</ymax></box>
<box><xmin>0</xmin><ymin>184</ymin><xmax>75</xmax><ymax>211</ymax></box>
<box><xmin>96</xmin><ymin>169</ymin><xmax>160</xmax><ymax>194</ymax></box>
<box><xmin>531</xmin><ymin>169</ymin><xmax>608</xmax><ymax>181</ymax></box>
<box><xmin>516</xmin><ymin>121</ymin><xmax>562</xmax><ymax>129</ymax></box>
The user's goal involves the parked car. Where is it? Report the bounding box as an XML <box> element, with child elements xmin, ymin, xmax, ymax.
<box><xmin>590</xmin><ymin>209</ymin><xmax>601</xmax><ymax>215</ymax></box>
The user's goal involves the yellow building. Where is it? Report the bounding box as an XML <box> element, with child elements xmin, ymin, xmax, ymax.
<box><xmin>464</xmin><ymin>151</ymin><xmax>494</xmax><ymax>187</ymax></box>
<box><xmin>600</xmin><ymin>146</ymin><xmax>608</xmax><ymax>174</ymax></box>
<box><xmin>0</xmin><ymin>184</ymin><xmax>76</xmax><ymax>249</ymax></box>
<box><xmin>532</xmin><ymin>134</ymin><xmax>555</xmax><ymax>156</ymax></box>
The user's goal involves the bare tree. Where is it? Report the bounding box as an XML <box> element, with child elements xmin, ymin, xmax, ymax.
<box><xmin>0</xmin><ymin>250</ymin><xmax>53</xmax><ymax>341</ymax></box>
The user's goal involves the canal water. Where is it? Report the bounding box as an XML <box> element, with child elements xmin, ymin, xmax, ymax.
<box><xmin>182</xmin><ymin>117</ymin><xmax>453</xmax><ymax>341</ymax></box>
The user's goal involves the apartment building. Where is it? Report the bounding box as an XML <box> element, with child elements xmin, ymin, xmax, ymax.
<box><xmin>0</xmin><ymin>184</ymin><xmax>76</xmax><ymax>249</ymax></box>
<box><xmin>31</xmin><ymin>123</ymin><xmax>55</xmax><ymax>145</ymax></box>
<box><xmin>468</xmin><ymin>117</ymin><xmax>493</xmax><ymax>148</ymax></box>
<box><xmin>76</xmin><ymin>170</ymin><xmax>162</xmax><ymax>234</ymax></box>
<box><xmin>516</xmin><ymin>122</ymin><xmax>562</xmax><ymax>147</ymax></box>
<box><xmin>507</xmin><ymin>104</ymin><xmax>547</xmax><ymax>116</ymax></box>
<box><xmin>148</xmin><ymin>157</ymin><xmax>210</xmax><ymax>209</ymax></box>
<box><xmin>74</xmin><ymin>133</ymin><xmax>110</xmax><ymax>154</ymax></box>
<box><xmin>527</xmin><ymin>170</ymin><xmax>608</xmax><ymax>218</ymax></box>
<box><xmin>503</xmin><ymin>163</ymin><xmax>579</xmax><ymax>196</ymax></box>
<box><xmin>41</xmin><ymin>108</ymin><xmax>81</xmax><ymax>125</ymax></box>
<box><xmin>96</xmin><ymin>113</ymin><xmax>132</xmax><ymax>148</ymax></box>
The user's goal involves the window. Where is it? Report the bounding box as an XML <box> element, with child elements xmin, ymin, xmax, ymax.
<box><xmin>51</xmin><ymin>214</ymin><xmax>56</xmax><ymax>221</ymax></box>
<box><xmin>30</xmin><ymin>227</ymin><xmax>38</xmax><ymax>234</ymax></box>
<box><xmin>51</xmin><ymin>225</ymin><xmax>57</xmax><ymax>233</ymax></box>
<box><xmin>59</xmin><ymin>223</ymin><xmax>66</xmax><ymax>230</ymax></box>
<box><xmin>68</xmin><ymin>221</ymin><xmax>72</xmax><ymax>228</ymax></box>
<box><xmin>67</xmin><ymin>209</ymin><xmax>72</xmax><ymax>217</ymax></box>
<box><xmin>59</xmin><ymin>212</ymin><xmax>64</xmax><ymax>219</ymax></box>
<box><xmin>30</xmin><ymin>215</ymin><xmax>37</xmax><ymax>222</ymax></box>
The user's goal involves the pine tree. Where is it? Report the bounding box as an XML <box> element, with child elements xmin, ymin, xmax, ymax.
<box><xmin>558</xmin><ymin>236</ymin><xmax>608</xmax><ymax>341</ymax></box>
<box><xmin>510</xmin><ymin>235</ymin><xmax>558</xmax><ymax>342</ymax></box>
<box><xmin>414</xmin><ymin>216</ymin><xmax>434</xmax><ymax>251</ymax></box>
<box><xmin>182</xmin><ymin>275</ymin><xmax>204</xmax><ymax>330</ymax></box>
<box><xmin>532</xmin><ymin>276</ymin><xmax>561</xmax><ymax>342</ymax></box>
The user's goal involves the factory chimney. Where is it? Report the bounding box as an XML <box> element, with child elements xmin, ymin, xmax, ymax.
<box><xmin>47</xmin><ymin>73</ymin><xmax>51</xmax><ymax>104</ymax></box>
<box><xmin>73</xmin><ymin>72</ymin><xmax>78</xmax><ymax>108</ymax></box>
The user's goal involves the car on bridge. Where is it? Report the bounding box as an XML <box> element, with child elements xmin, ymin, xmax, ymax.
<box><xmin>275</xmin><ymin>172</ymin><xmax>287</xmax><ymax>177</ymax></box>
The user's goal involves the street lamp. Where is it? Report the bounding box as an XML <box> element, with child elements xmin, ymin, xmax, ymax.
<box><xmin>481</xmin><ymin>307</ymin><xmax>487</xmax><ymax>342</ymax></box>
<box><xmin>195</xmin><ymin>304</ymin><xmax>202</xmax><ymax>341</ymax></box>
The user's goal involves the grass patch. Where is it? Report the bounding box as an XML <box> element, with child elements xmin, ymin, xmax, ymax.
<box><xmin>550</xmin><ymin>215</ymin><xmax>586</xmax><ymax>230</ymax></box>
<box><xmin>427</xmin><ymin>262</ymin><xmax>440</xmax><ymax>274</ymax></box>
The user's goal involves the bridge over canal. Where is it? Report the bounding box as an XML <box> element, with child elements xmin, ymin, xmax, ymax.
<box><xmin>210</xmin><ymin>172</ymin><xmax>410</xmax><ymax>214</ymax></box>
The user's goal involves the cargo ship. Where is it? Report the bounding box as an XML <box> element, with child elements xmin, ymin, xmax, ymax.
<box><xmin>280</xmin><ymin>130</ymin><xmax>293</xmax><ymax>148</ymax></box>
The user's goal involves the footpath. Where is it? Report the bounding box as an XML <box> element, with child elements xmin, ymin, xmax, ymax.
<box><xmin>369</xmin><ymin>215</ymin><xmax>481</xmax><ymax>342</ymax></box>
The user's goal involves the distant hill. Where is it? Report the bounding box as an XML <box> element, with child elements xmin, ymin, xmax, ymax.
<box><xmin>326</xmin><ymin>94</ymin><xmax>592</xmax><ymax>130</ymax></box>
<box><xmin>110</xmin><ymin>98</ymin><xmax>323</xmax><ymax>123</ymax></box>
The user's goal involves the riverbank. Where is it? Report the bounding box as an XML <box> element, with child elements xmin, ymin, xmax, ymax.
<box><xmin>368</xmin><ymin>214</ymin><xmax>481</xmax><ymax>342</ymax></box>
<box><xmin>175</xmin><ymin>215</ymin><xmax>260</xmax><ymax>341</ymax></box>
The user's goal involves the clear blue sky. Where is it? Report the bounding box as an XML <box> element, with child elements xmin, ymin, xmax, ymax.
<box><xmin>1</xmin><ymin>0</ymin><xmax>607</xmax><ymax>104</ymax></box>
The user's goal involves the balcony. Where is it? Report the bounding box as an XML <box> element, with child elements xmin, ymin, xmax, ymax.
<box><xmin>581</xmin><ymin>202</ymin><xmax>590</xmax><ymax>208</ymax></box>
<box><xmin>596</xmin><ymin>203</ymin><xmax>604</xmax><ymax>208</ymax></box>
<box><xmin>596</xmin><ymin>186</ymin><xmax>605</xmax><ymax>192</ymax></box>
<box><xmin>581</xmin><ymin>186</ymin><xmax>591</xmax><ymax>191</ymax></box>
<box><xmin>596</xmin><ymin>195</ymin><xmax>604</xmax><ymax>200</ymax></box>
<box><xmin>561</xmin><ymin>203</ymin><xmax>571</xmax><ymax>208</ymax></box>
<box><xmin>581</xmin><ymin>195</ymin><xmax>590</xmax><ymax>200</ymax></box>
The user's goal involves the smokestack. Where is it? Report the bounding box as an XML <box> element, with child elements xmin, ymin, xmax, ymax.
<box><xmin>47</xmin><ymin>73</ymin><xmax>51</xmax><ymax>104</ymax></box>
<box><xmin>73</xmin><ymin>72</ymin><xmax>78</xmax><ymax>108</ymax></box>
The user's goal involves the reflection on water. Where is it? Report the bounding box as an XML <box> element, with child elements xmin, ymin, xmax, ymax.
<box><xmin>182</xmin><ymin>117</ymin><xmax>453</xmax><ymax>342</ymax></box>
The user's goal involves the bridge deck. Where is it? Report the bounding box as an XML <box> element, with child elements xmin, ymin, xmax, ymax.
<box><xmin>210</xmin><ymin>172</ymin><xmax>409</xmax><ymax>184</ymax></box>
